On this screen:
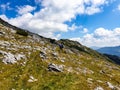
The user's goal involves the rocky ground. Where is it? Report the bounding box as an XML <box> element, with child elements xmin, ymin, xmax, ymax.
<box><xmin>0</xmin><ymin>18</ymin><xmax>120</xmax><ymax>90</ymax></box>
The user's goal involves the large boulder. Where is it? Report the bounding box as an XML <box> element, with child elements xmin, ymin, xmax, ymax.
<box><xmin>48</xmin><ymin>63</ymin><xmax>63</xmax><ymax>72</ymax></box>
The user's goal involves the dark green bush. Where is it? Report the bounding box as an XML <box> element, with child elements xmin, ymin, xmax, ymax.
<box><xmin>50</xmin><ymin>39</ymin><xmax>56</xmax><ymax>43</ymax></box>
<box><xmin>16</xmin><ymin>30</ymin><xmax>28</xmax><ymax>36</ymax></box>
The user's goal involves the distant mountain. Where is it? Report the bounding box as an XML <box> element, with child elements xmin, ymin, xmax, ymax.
<box><xmin>97</xmin><ymin>46</ymin><xmax>120</xmax><ymax>57</ymax></box>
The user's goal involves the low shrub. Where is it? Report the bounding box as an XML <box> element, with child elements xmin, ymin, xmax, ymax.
<box><xmin>16</xmin><ymin>30</ymin><xmax>28</xmax><ymax>36</ymax></box>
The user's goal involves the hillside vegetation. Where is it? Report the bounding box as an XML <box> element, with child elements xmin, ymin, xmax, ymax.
<box><xmin>0</xmin><ymin>18</ymin><xmax>120</xmax><ymax>90</ymax></box>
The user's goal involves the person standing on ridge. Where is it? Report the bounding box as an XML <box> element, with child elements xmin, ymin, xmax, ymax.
<box><xmin>59</xmin><ymin>43</ymin><xmax>64</xmax><ymax>50</ymax></box>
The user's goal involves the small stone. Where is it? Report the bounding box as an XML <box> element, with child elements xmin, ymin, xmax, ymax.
<box><xmin>40</xmin><ymin>51</ymin><xmax>47</xmax><ymax>60</ymax></box>
<box><xmin>28</xmin><ymin>76</ymin><xmax>38</xmax><ymax>83</ymax></box>
<box><xmin>67</xmin><ymin>67</ymin><xmax>73</xmax><ymax>72</ymax></box>
<box><xmin>87</xmin><ymin>78</ymin><xmax>93</xmax><ymax>84</ymax></box>
<box><xmin>0</xmin><ymin>31</ymin><xmax>4</xmax><ymax>35</ymax></box>
<box><xmin>52</xmin><ymin>52</ymin><xmax>58</xmax><ymax>57</ymax></box>
<box><xmin>28</xmin><ymin>79</ymin><xmax>34</xmax><ymax>83</ymax></box>
<box><xmin>94</xmin><ymin>86</ymin><xmax>104</xmax><ymax>90</ymax></box>
<box><xmin>106</xmin><ymin>82</ymin><xmax>114</xmax><ymax>89</ymax></box>
<box><xmin>96</xmin><ymin>80</ymin><xmax>103</xmax><ymax>83</ymax></box>
<box><xmin>99</xmin><ymin>70</ymin><xmax>105</xmax><ymax>74</ymax></box>
<box><xmin>61</xmin><ymin>59</ymin><xmax>65</xmax><ymax>62</ymax></box>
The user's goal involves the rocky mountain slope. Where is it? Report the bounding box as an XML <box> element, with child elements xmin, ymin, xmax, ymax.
<box><xmin>0</xmin><ymin>18</ymin><xmax>120</xmax><ymax>90</ymax></box>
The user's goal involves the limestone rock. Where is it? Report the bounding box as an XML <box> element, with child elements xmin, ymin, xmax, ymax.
<box><xmin>40</xmin><ymin>51</ymin><xmax>47</xmax><ymax>60</ymax></box>
<box><xmin>0</xmin><ymin>50</ymin><xmax>26</xmax><ymax>64</ymax></box>
<box><xmin>28</xmin><ymin>76</ymin><xmax>38</xmax><ymax>83</ymax></box>
<box><xmin>87</xmin><ymin>78</ymin><xmax>93</xmax><ymax>84</ymax></box>
<box><xmin>106</xmin><ymin>82</ymin><xmax>114</xmax><ymax>89</ymax></box>
<box><xmin>0</xmin><ymin>31</ymin><xmax>4</xmax><ymax>35</ymax></box>
<box><xmin>48</xmin><ymin>63</ymin><xmax>63</xmax><ymax>72</ymax></box>
<box><xmin>15</xmin><ymin>54</ymin><xmax>26</xmax><ymax>60</ymax></box>
<box><xmin>96</xmin><ymin>80</ymin><xmax>103</xmax><ymax>83</ymax></box>
<box><xmin>99</xmin><ymin>70</ymin><xmax>106</xmax><ymax>74</ymax></box>
<box><xmin>2</xmin><ymin>52</ymin><xmax>16</xmax><ymax>64</ymax></box>
<box><xmin>52</xmin><ymin>52</ymin><xmax>58</xmax><ymax>57</ymax></box>
<box><xmin>94</xmin><ymin>86</ymin><xmax>104</xmax><ymax>90</ymax></box>
<box><xmin>82</xmin><ymin>68</ymin><xmax>94</xmax><ymax>74</ymax></box>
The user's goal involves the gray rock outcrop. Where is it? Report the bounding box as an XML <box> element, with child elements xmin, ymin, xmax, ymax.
<box><xmin>48</xmin><ymin>63</ymin><xmax>63</xmax><ymax>72</ymax></box>
<box><xmin>0</xmin><ymin>50</ymin><xmax>25</xmax><ymax>64</ymax></box>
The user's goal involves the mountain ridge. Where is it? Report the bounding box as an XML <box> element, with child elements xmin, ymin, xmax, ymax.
<box><xmin>97</xmin><ymin>46</ymin><xmax>120</xmax><ymax>57</ymax></box>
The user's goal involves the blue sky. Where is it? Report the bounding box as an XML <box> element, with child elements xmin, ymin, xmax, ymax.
<box><xmin>0</xmin><ymin>0</ymin><xmax>120</xmax><ymax>47</ymax></box>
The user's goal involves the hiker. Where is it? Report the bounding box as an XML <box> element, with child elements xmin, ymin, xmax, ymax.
<box><xmin>59</xmin><ymin>43</ymin><xmax>64</xmax><ymax>50</ymax></box>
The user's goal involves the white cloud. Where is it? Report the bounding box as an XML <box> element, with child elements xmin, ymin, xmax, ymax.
<box><xmin>91</xmin><ymin>0</ymin><xmax>108</xmax><ymax>6</ymax></box>
<box><xmin>83</xmin><ymin>28</ymin><xmax>88</xmax><ymax>33</ymax></box>
<box><xmin>0</xmin><ymin>2</ymin><xmax>11</xmax><ymax>13</ymax></box>
<box><xmin>85</xmin><ymin>6</ymin><xmax>101</xmax><ymax>15</ymax></box>
<box><xmin>39</xmin><ymin>32</ymin><xmax>61</xmax><ymax>39</ymax></box>
<box><xmin>117</xmin><ymin>4</ymin><xmax>120</xmax><ymax>11</ymax></box>
<box><xmin>9</xmin><ymin>13</ymin><xmax>33</xmax><ymax>28</ymax></box>
<box><xmin>72</xmin><ymin>27</ymin><xmax>120</xmax><ymax>47</ymax></box>
<box><xmin>79</xmin><ymin>27</ymin><xmax>89</xmax><ymax>33</ymax></box>
<box><xmin>26</xmin><ymin>19</ymin><xmax>68</xmax><ymax>33</ymax></box>
<box><xmin>84</xmin><ymin>0</ymin><xmax>108</xmax><ymax>15</ymax></box>
<box><xmin>0</xmin><ymin>0</ymin><xmax>111</xmax><ymax>39</ymax></box>
<box><xmin>0</xmin><ymin>15</ymin><xmax>9</xmax><ymax>21</ymax></box>
<box><xmin>68</xmin><ymin>24</ymin><xmax>82</xmax><ymax>31</ymax></box>
<box><xmin>35</xmin><ymin>0</ymin><xmax>42</xmax><ymax>4</ymax></box>
<box><xmin>70</xmin><ymin>37</ymin><xmax>81</xmax><ymax>42</ymax></box>
<box><xmin>17</xmin><ymin>5</ymin><xmax>36</xmax><ymax>15</ymax></box>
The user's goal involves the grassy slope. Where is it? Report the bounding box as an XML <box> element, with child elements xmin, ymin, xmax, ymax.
<box><xmin>0</xmin><ymin>23</ymin><xmax>120</xmax><ymax>90</ymax></box>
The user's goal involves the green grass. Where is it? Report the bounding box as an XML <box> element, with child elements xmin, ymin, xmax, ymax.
<box><xmin>0</xmin><ymin>23</ymin><xmax>120</xmax><ymax>90</ymax></box>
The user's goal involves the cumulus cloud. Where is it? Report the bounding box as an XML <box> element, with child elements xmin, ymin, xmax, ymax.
<box><xmin>85</xmin><ymin>6</ymin><xmax>101</xmax><ymax>15</ymax></box>
<box><xmin>0</xmin><ymin>2</ymin><xmax>11</xmax><ymax>13</ymax></box>
<box><xmin>0</xmin><ymin>0</ymin><xmax>110</xmax><ymax>39</ymax></box>
<box><xmin>117</xmin><ymin>4</ymin><xmax>120</xmax><ymax>11</ymax></box>
<box><xmin>0</xmin><ymin>14</ymin><xmax>9</xmax><ymax>21</ymax></box>
<box><xmin>72</xmin><ymin>27</ymin><xmax>120</xmax><ymax>47</ymax></box>
<box><xmin>68</xmin><ymin>24</ymin><xmax>83</xmax><ymax>31</ymax></box>
<box><xmin>70</xmin><ymin>37</ymin><xmax>81</xmax><ymax>42</ymax></box>
<box><xmin>83</xmin><ymin>28</ymin><xmax>88</xmax><ymax>33</ymax></box>
<box><xmin>84</xmin><ymin>0</ymin><xmax>108</xmax><ymax>15</ymax></box>
<box><xmin>35</xmin><ymin>0</ymin><xmax>42</xmax><ymax>4</ymax></box>
<box><xmin>17</xmin><ymin>5</ymin><xmax>36</xmax><ymax>15</ymax></box>
<box><xmin>91</xmin><ymin>0</ymin><xmax>108</xmax><ymax>6</ymax></box>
